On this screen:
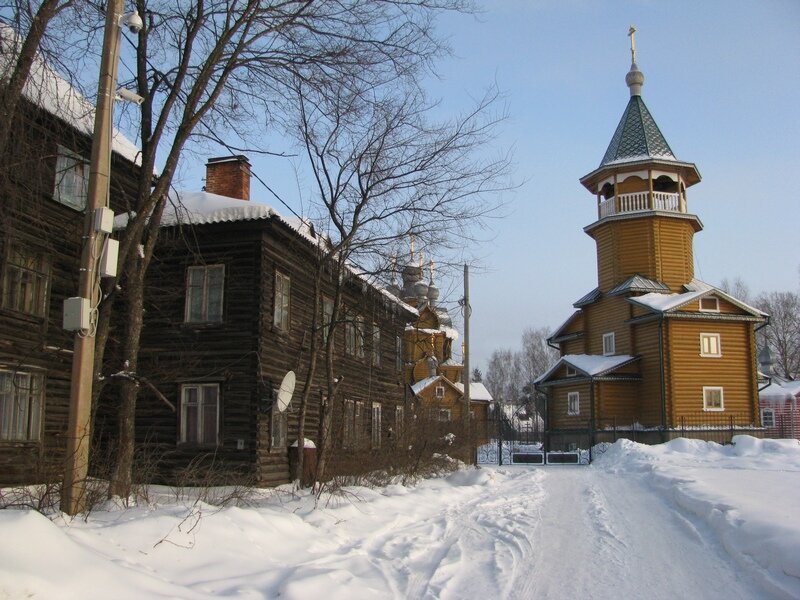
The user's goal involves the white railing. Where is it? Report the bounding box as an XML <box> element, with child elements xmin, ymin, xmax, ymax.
<box><xmin>599</xmin><ymin>192</ymin><xmax>682</xmax><ymax>218</ymax></box>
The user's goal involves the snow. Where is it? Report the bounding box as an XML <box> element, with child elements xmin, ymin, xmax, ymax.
<box><xmin>0</xmin><ymin>24</ymin><xmax>143</xmax><ymax>166</ymax></box>
<box><xmin>411</xmin><ymin>375</ymin><xmax>441</xmax><ymax>395</ymax></box>
<box><xmin>454</xmin><ymin>381</ymin><xmax>493</xmax><ymax>402</ymax></box>
<box><xmin>2</xmin><ymin>435</ymin><xmax>799</xmax><ymax>599</ymax></box>
<box><xmin>632</xmin><ymin>279</ymin><xmax>767</xmax><ymax>317</ymax></box>
<box><xmin>536</xmin><ymin>353</ymin><xmax>637</xmax><ymax>383</ymax></box>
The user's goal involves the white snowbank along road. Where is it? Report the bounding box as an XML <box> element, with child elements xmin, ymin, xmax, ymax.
<box><xmin>1</xmin><ymin>436</ymin><xmax>798</xmax><ymax>599</ymax></box>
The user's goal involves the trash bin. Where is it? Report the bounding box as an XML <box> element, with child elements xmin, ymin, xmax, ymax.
<box><xmin>288</xmin><ymin>438</ymin><xmax>317</xmax><ymax>486</ymax></box>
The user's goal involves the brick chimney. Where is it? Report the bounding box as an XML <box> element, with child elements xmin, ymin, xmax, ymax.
<box><xmin>204</xmin><ymin>155</ymin><xmax>251</xmax><ymax>200</ymax></box>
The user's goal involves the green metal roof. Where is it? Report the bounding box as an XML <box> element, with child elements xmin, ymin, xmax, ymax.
<box><xmin>600</xmin><ymin>95</ymin><xmax>676</xmax><ymax>167</ymax></box>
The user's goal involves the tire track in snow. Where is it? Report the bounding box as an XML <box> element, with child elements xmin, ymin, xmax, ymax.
<box><xmin>370</xmin><ymin>468</ymin><xmax>548</xmax><ymax>600</ymax></box>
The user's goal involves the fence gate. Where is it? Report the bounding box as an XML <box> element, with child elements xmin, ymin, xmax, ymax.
<box><xmin>476</xmin><ymin>404</ymin><xmax>590</xmax><ymax>466</ymax></box>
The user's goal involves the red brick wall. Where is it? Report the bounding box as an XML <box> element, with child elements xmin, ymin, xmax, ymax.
<box><xmin>205</xmin><ymin>156</ymin><xmax>251</xmax><ymax>200</ymax></box>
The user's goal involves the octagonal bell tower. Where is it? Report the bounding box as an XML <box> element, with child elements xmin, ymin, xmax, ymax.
<box><xmin>579</xmin><ymin>28</ymin><xmax>703</xmax><ymax>293</ymax></box>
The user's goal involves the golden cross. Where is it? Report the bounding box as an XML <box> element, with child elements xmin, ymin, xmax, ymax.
<box><xmin>628</xmin><ymin>25</ymin><xmax>637</xmax><ymax>64</ymax></box>
<box><xmin>429</xmin><ymin>259</ymin><xmax>435</xmax><ymax>281</ymax></box>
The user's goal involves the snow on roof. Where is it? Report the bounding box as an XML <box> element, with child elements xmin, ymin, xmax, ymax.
<box><xmin>0</xmin><ymin>24</ymin><xmax>142</xmax><ymax>166</ymax></box>
<box><xmin>535</xmin><ymin>354</ymin><xmax>637</xmax><ymax>384</ymax></box>
<box><xmin>454</xmin><ymin>382</ymin><xmax>493</xmax><ymax>402</ymax></box>
<box><xmin>406</xmin><ymin>326</ymin><xmax>458</xmax><ymax>341</ymax></box>
<box><xmin>161</xmin><ymin>190</ymin><xmax>277</xmax><ymax>226</ymax></box>
<box><xmin>760</xmin><ymin>378</ymin><xmax>800</xmax><ymax>402</ymax></box>
<box><xmin>630</xmin><ymin>279</ymin><xmax>767</xmax><ymax>317</ymax></box>
<box><xmin>411</xmin><ymin>375</ymin><xmax>442</xmax><ymax>396</ymax></box>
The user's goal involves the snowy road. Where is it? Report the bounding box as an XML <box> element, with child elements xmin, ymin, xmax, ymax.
<box><xmin>3</xmin><ymin>437</ymin><xmax>799</xmax><ymax>600</ymax></box>
<box><xmin>349</xmin><ymin>466</ymin><xmax>768</xmax><ymax>600</ymax></box>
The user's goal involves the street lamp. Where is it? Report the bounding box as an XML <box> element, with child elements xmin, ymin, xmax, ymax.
<box><xmin>61</xmin><ymin>0</ymin><xmax>141</xmax><ymax>516</ymax></box>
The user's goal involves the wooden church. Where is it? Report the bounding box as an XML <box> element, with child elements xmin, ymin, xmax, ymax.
<box><xmin>386</xmin><ymin>251</ymin><xmax>491</xmax><ymax>441</ymax></box>
<box><xmin>535</xmin><ymin>31</ymin><xmax>767</xmax><ymax>445</ymax></box>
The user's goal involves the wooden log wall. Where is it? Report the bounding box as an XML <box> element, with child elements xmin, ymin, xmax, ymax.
<box><xmin>0</xmin><ymin>98</ymin><xmax>141</xmax><ymax>484</ymax></box>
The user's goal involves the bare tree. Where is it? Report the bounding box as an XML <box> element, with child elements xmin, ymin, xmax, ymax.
<box><xmin>756</xmin><ymin>291</ymin><xmax>800</xmax><ymax>380</ymax></box>
<box><xmin>484</xmin><ymin>348</ymin><xmax>523</xmax><ymax>405</ymax></box>
<box><xmin>286</xmin><ymin>73</ymin><xmax>510</xmax><ymax>483</ymax></box>
<box><xmin>719</xmin><ymin>276</ymin><xmax>753</xmax><ymax>305</ymax></box>
<box><xmin>99</xmin><ymin>0</ymin><xmax>493</xmax><ymax>497</ymax></box>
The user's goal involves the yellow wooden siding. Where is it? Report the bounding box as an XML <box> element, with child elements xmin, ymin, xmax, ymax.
<box><xmin>583</xmin><ymin>296</ymin><xmax>632</xmax><ymax>355</ymax></box>
<box><xmin>591</xmin><ymin>216</ymin><xmax>696</xmax><ymax>292</ymax></box>
<box><xmin>562</xmin><ymin>337</ymin><xmax>585</xmax><ymax>355</ymax></box>
<box><xmin>597</xmin><ymin>381</ymin><xmax>639</xmax><ymax>427</ymax></box>
<box><xmin>417</xmin><ymin>306</ymin><xmax>440</xmax><ymax>329</ymax></box>
<box><xmin>549</xmin><ymin>383</ymin><xmax>591</xmax><ymax>429</ymax></box>
<box><xmin>417</xmin><ymin>384</ymin><xmax>465</xmax><ymax>421</ymax></box>
<box><xmin>665</xmin><ymin>319</ymin><xmax>758</xmax><ymax>423</ymax></box>
<box><xmin>631</xmin><ymin>320</ymin><xmax>666</xmax><ymax>426</ymax></box>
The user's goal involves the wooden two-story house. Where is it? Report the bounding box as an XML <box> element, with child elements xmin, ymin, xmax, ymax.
<box><xmin>535</xmin><ymin>44</ymin><xmax>767</xmax><ymax>446</ymax></box>
<box><xmin>103</xmin><ymin>156</ymin><xmax>418</xmax><ymax>486</ymax></box>
<box><xmin>0</xmin><ymin>35</ymin><xmax>141</xmax><ymax>483</ymax></box>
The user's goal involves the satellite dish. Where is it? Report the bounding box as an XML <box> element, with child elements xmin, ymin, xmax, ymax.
<box><xmin>276</xmin><ymin>370</ymin><xmax>296</xmax><ymax>413</ymax></box>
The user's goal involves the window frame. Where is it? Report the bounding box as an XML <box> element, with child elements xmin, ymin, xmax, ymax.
<box><xmin>2</xmin><ymin>245</ymin><xmax>50</xmax><ymax>318</ymax></box>
<box><xmin>321</xmin><ymin>295</ymin><xmax>334</xmax><ymax>344</ymax></box>
<box><xmin>179</xmin><ymin>383</ymin><xmax>220</xmax><ymax>445</ymax></box>
<box><xmin>184</xmin><ymin>264</ymin><xmax>225</xmax><ymax>323</ymax></box>
<box><xmin>53</xmin><ymin>145</ymin><xmax>89</xmax><ymax>210</ymax></box>
<box><xmin>355</xmin><ymin>400</ymin><xmax>366</xmax><ymax>447</ymax></box>
<box><xmin>372</xmin><ymin>323</ymin><xmax>381</xmax><ymax>366</ymax></box>
<box><xmin>567</xmin><ymin>391</ymin><xmax>580</xmax><ymax>416</ymax></box>
<box><xmin>565</xmin><ymin>365</ymin><xmax>577</xmax><ymax>377</ymax></box>
<box><xmin>0</xmin><ymin>369</ymin><xmax>44</xmax><ymax>442</ymax></box>
<box><xmin>371</xmin><ymin>402</ymin><xmax>382</xmax><ymax>448</ymax></box>
<box><xmin>273</xmin><ymin>270</ymin><xmax>291</xmax><ymax>332</ymax></box>
<box><xmin>438</xmin><ymin>408</ymin><xmax>451</xmax><ymax>422</ymax></box>
<box><xmin>702</xmin><ymin>386</ymin><xmax>724</xmax><ymax>412</ymax></box>
<box><xmin>700</xmin><ymin>333</ymin><xmax>722</xmax><ymax>358</ymax></box>
<box><xmin>699</xmin><ymin>296</ymin><xmax>720</xmax><ymax>313</ymax></box>
<box><xmin>602</xmin><ymin>332</ymin><xmax>616</xmax><ymax>356</ymax></box>
<box><xmin>761</xmin><ymin>408</ymin><xmax>775</xmax><ymax>428</ymax></box>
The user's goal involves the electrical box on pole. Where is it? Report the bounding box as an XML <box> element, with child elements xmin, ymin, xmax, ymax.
<box><xmin>99</xmin><ymin>237</ymin><xmax>119</xmax><ymax>278</ymax></box>
<box><xmin>63</xmin><ymin>297</ymin><xmax>91</xmax><ymax>331</ymax></box>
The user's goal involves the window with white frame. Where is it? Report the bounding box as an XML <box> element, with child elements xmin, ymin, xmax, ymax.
<box><xmin>567</xmin><ymin>391</ymin><xmax>580</xmax><ymax>416</ymax></box>
<box><xmin>438</xmin><ymin>408</ymin><xmax>451</xmax><ymax>422</ymax></box>
<box><xmin>180</xmin><ymin>383</ymin><xmax>219</xmax><ymax>444</ymax></box>
<box><xmin>699</xmin><ymin>296</ymin><xmax>720</xmax><ymax>312</ymax></box>
<box><xmin>355</xmin><ymin>317</ymin><xmax>365</xmax><ymax>358</ymax></box>
<box><xmin>271</xmin><ymin>398</ymin><xmax>287</xmax><ymax>449</ymax></box>
<box><xmin>435</xmin><ymin>384</ymin><xmax>445</xmax><ymax>399</ymax></box>
<box><xmin>185</xmin><ymin>265</ymin><xmax>224</xmax><ymax>323</ymax></box>
<box><xmin>0</xmin><ymin>370</ymin><xmax>43</xmax><ymax>441</ymax></box>
<box><xmin>703</xmin><ymin>386</ymin><xmax>724</xmax><ymax>411</ymax></box>
<box><xmin>565</xmin><ymin>365</ymin><xmax>577</xmax><ymax>377</ymax></box>
<box><xmin>372</xmin><ymin>402</ymin><xmax>382</xmax><ymax>448</ymax></box>
<box><xmin>761</xmin><ymin>408</ymin><xmax>775</xmax><ymax>428</ymax></box>
<box><xmin>321</xmin><ymin>295</ymin><xmax>334</xmax><ymax>344</ymax></box>
<box><xmin>372</xmin><ymin>324</ymin><xmax>381</xmax><ymax>366</ymax></box>
<box><xmin>53</xmin><ymin>145</ymin><xmax>89</xmax><ymax>210</ymax></box>
<box><xmin>2</xmin><ymin>246</ymin><xmax>50</xmax><ymax>317</ymax></box>
<box><xmin>700</xmin><ymin>333</ymin><xmax>721</xmax><ymax>357</ymax></box>
<box><xmin>273</xmin><ymin>271</ymin><xmax>291</xmax><ymax>331</ymax></box>
<box><xmin>602</xmin><ymin>332</ymin><xmax>616</xmax><ymax>356</ymax></box>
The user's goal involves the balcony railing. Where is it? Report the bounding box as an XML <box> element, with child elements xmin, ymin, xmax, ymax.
<box><xmin>599</xmin><ymin>191</ymin><xmax>682</xmax><ymax>218</ymax></box>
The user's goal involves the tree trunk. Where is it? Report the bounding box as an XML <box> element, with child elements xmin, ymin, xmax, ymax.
<box><xmin>108</xmin><ymin>259</ymin><xmax>145</xmax><ymax>499</ymax></box>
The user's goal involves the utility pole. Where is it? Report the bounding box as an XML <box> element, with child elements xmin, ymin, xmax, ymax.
<box><xmin>462</xmin><ymin>263</ymin><xmax>471</xmax><ymax>460</ymax></box>
<box><xmin>61</xmin><ymin>0</ymin><xmax>126</xmax><ymax>516</ymax></box>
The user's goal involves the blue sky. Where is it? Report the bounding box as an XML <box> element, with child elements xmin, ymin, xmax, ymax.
<box><xmin>176</xmin><ymin>0</ymin><xmax>800</xmax><ymax>370</ymax></box>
